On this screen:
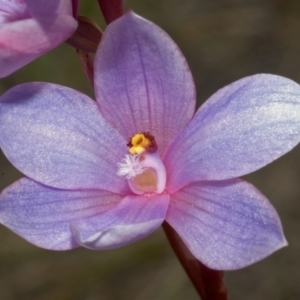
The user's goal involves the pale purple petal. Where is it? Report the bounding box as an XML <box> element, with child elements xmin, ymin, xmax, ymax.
<box><xmin>166</xmin><ymin>179</ymin><xmax>287</xmax><ymax>270</ymax></box>
<box><xmin>0</xmin><ymin>83</ymin><xmax>129</xmax><ymax>194</ymax></box>
<box><xmin>0</xmin><ymin>178</ymin><xmax>123</xmax><ymax>250</ymax></box>
<box><xmin>0</xmin><ymin>0</ymin><xmax>77</xmax><ymax>77</ymax></box>
<box><xmin>165</xmin><ymin>74</ymin><xmax>300</xmax><ymax>192</ymax></box>
<box><xmin>25</xmin><ymin>0</ymin><xmax>73</xmax><ymax>17</ymax></box>
<box><xmin>94</xmin><ymin>11</ymin><xmax>195</xmax><ymax>154</ymax></box>
<box><xmin>0</xmin><ymin>0</ymin><xmax>29</xmax><ymax>22</ymax></box>
<box><xmin>71</xmin><ymin>194</ymin><xmax>170</xmax><ymax>250</ymax></box>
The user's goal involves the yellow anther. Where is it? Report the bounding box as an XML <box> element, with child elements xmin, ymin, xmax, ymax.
<box><xmin>127</xmin><ymin>132</ymin><xmax>157</xmax><ymax>154</ymax></box>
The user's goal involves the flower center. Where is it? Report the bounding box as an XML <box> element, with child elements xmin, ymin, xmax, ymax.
<box><xmin>132</xmin><ymin>168</ymin><xmax>157</xmax><ymax>191</ymax></box>
<box><xmin>118</xmin><ymin>132</ymin><xmax>166</xmax><ymax>195</ymax></box>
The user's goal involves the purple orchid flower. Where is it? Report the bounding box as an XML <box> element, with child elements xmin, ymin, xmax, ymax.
<box><xmin>0</xmin><ymin>0</ymin><xmax>78</xmax><ymax>78</ymax></box>
<box><xmin>1</xmin><ymin>12</ymin><xmax>300</xmax><ymax>270</ymax></box>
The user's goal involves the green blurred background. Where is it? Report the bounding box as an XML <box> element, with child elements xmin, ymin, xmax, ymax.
<box><xmin>1</xmin><ymin>0</ymin><xmax>300</xmax><ymax>299</ymax></box>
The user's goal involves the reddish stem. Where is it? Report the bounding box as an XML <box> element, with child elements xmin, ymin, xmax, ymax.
<box><xmin>72</xmin><ymin>0</ymin><xmax>80</xmax><ymax>17</ymax></box>
<box><xmin>162</xmin><ymin>222</ymin><xmax>228</xmax><ymax>300</ymax></box>
<box><xmin>98</xmin><ymin>0</ymin><xmax>124</xmax><ymax>24</ymax></box>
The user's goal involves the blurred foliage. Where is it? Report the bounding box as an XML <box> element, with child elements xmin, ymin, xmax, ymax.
<box><xmin>1</xmin><ymin>0</ymin><xmax>300</xmax><ymax>299</ymax></box>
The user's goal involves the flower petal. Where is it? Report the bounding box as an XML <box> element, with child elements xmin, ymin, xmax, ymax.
<box><xmin>71</xmin><ymin>194</ymin><xmax>170</xmax><ymax>250</ymax></box>
<box><xmin>25</xmin><ymin>0</ymin><xmax>74</xmax><ymax>17</ymax></box>
<box><xmin>165</xmin><ymin>74</ymin><xmax>300</xmax><ymax>192</ymax></box>
<box><xmin>94</xmin><ymin>11</ymin><xmax>196</xmax><ymax>154</ymax></box>
<box><xmin>0</xmin><ymin>178</ymin><xmax>123</xmax><ymax>250</ymax></box>
<box><xmin>0</xmin><ymin>82</ymin><xmax>129</xmax><ymax>193</ymax></box>
<box><xmin>0</xmin><ymin>0</ymin><xmax>29</xmax><ymax>22</ymax></box>
<box><xmin>166</xmin><ymin>179</ymin><xmax>287</xmax><ymax>270</ymax></box>
<box><xmin>0</xmin><ymin>0</ymin><xmax>77</xmax><ymax>78</ymax></box>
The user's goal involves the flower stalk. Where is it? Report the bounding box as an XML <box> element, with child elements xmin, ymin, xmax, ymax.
<box><xmin>98</xmin><ymin>0</ymin><xmax>124</xmax><ymax>24</ymax></box>
<box><xmin>163</xmin><ymin>222</ymin><xmax>228</xmax><ymax>300</ymax></box>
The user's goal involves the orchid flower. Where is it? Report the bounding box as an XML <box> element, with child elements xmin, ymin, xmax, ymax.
<box><xmin>0</xmin><ymin>12</ymin><xmax>300</xmax><ymax>270</ymax></box>
<box><xmin>0</xmin><ymin>0</ymin><xmax>78</xmax><ymax>78</ymax></box>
